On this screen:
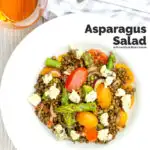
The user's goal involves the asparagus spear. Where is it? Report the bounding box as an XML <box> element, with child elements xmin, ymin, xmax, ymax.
<box><xmin>45</xmin><ymin>58</ymin><xmax>61</xmax><ymax>68</ymax></box>
<box><xmin>55</xmin><ymin>102</ymin><xmax>97</xmax><ymax>113</ymax></box>
<box><xmin>82</xmin><ymin>85</ymin><xmax>93</xmax><ymax>95</ymax></box>
<box><xmin>61</xmin><ymin>88</ymin><xmax>75</xmax><ymax>127</ymax></box>
<box><xmin>61</xmin><ymin>88</ymin><xmax>69</xmax><ymax>105</ymax></box>
<box><xmin>82</xmin><ymin>52</ymin><xmax>93</xmax><ymax>67</ymax></box>
<box><xmin>63</xmin><ymin>113</ymin><xmax>76</xmax><ymax>128</ymax></box>
<box><xmin>106</xmin><ymin>53</ymin><xmax>116</xmax><ymax>70</ymax></box>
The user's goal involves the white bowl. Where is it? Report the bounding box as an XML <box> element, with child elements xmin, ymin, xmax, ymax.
<box><xmin>0</xmin><ymin>13</ymin><xmax>150</xmax><ymax>150</ymax></box>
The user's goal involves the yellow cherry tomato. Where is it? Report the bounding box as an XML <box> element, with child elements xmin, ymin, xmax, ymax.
<box><xmin>96</xmin><ymin>84</ymin><xmax>112</xmax><ymax>109</ymax></box>
<box><xmin>116</xmin><ymin>110</ymin><xmax>128</xmax><ymax>128</ymax></box>
<box><xmin>76</xmin><ymin>112</ymin><xmax>98</xmax><ymax>128</ymax></box>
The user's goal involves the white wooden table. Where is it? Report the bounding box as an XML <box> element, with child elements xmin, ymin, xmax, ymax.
<box><xmin>0</xmin><ymin>19</ymin><xmax>43</xmax><ymax>150</ymax></box>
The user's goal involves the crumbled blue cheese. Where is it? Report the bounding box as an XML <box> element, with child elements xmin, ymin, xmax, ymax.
<box><xmin>94</xmin><ymin>79</ymin><xmax>105</xmax><ymax>91</ymax></box>
<box><xmin>54</xmin><ymin>124</ymin><xmax>68</xmax><ymax>140</ymax></box>
<box><xmin>100</xmin><ymin>65</ymin><xmax>116</xmax><ymax>78</ymax></box>
<box><xmin>54</xmin><ymin>124</ymin><xmax>63</xmax><ymax>133</ymax></box>
<box><xmin>115</xmin><ymin>88</ymin><xmax>126</xmax><ymax>97</ymax></box>
<box><xmin>100</xmin><ymin>113</ymin><xmax>109</xmax><ymax>127</ymax></box>
<box><xmin>63</xmin><ymin>71</ymin><xmax>71</xmax><ymax>75</ymax></box>
<box><xmin>85</xmin><ymin>91</ymin><xmax>97</xmax><ymax>102</ymax></box>
<box><xmin>69</xmin><ymin>90</ymin><xmax>81</xmax><ymax>103</ymax></box>
<box><xmin>100</xmin><ymin>65</ymin><xmax>107</xmax><ymax>75</ymax></box>
<box><xmin>69</xmin><ymin>45</ymin><xmax>84</xmax><ymax>59</ymax></box>
<box><xmin>42</xmin><ymin>73</ymin><xmax>52</xmax><ymax>85</ymax></box>
<box><xmin>28</xmin><ymin>93</ymin><xmax>41</xmax><ymax>106</ymax></box>
<box><xmin>112</xmin><ymin>72</ymin><xmax>116</xmax><ymax>78</ymax></box>
<box><xmin>70</xmin><ymin>130</ymin><xmax>80</xmax><ymax>140</ymax></box>
<box><xmin>45</xmin><ymin>84</ymin><xmax>60</xmax><ymax>99</ymax></box>
<box><xmin>100</xmin><ymin>65</ymin><xmax>111</xmax><ymax>77</ymax></box>
<box><xmin>121</xmin><ymin>94</ymin><xmax>131</xmax><ymax>112</ymax></box>
<box><xmin>98</xmin><ymin>129</ymin><xmax>113</xmax><ymax>142</ymax></box>
<box><xmin>100</xmin><ymin>65</ymin><xmax>116</xmax><ymax>87</ymax></box>
<box><xmin>104</xmin><ymin>76</ymin><xmax>114</xmax><ymax>87</ymax></box>
<box><xmin>76</xmin><ymin>50</ymin><xmax>84</xmax><ymax>59</ymax></box>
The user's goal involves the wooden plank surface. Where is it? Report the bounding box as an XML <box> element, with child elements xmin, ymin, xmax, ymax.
<box><xmin>0</xmin><ymin>19</ymin><xmax>43</xmax><ymax>150</ymax></box>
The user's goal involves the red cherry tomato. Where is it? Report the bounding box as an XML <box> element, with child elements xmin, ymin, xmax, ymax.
<box><xmin>84</xmin><ymin>127</ymin><xmax>98</xmax><ymax>142</ymax></box>
<box><xmin>88</xmin><ymin>49</ymin><xmax>108</xmax><ymax>64</ymax></box>
<box><xmin>65</xmin><ymin>67</ymin><xmax>88</xmax><ymax>92</ymax></box>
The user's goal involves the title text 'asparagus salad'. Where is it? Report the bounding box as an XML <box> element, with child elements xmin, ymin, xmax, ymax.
<box><xmin>28</xmin><ymin>47</ymin><xmax>135</xmax><ymax>144</ymax></box>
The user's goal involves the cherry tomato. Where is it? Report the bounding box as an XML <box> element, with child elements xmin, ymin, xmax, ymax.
<box><xmin>65</xmin><ymin>67</ymin><xmax>88</xmax><ymax>92</ymax></box>
<box><xmin>88</xmin><ymin>49</ymin><xmax>108</xmax><ymax>64</ymax></box>
<box><xmin>96</xmin><ymin>83</ymin><xmax>112</xmax><ymax>109</ymax></box>
<box><xmin>76</xmin><ymin>112</ymin><xmax>98</xmax><ymax>128</ymax></box>
<box><xmin>84</xmin><ymin>127</ymin><xmax>98</xmax><ymax>142</ymax></box>
<box><xmin>115</xmin><ymin>63</ymin><xmax>134</xmax><ymax>86</ymax></box>
<box><xmin>116</xmin><ymin>110</ymin><xmax>128</xmax><ymax>128</ymax></box>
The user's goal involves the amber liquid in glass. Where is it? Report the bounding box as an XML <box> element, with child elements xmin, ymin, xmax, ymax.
<box><xmin>0</xmin><ymin>0</ymin><xmax>38</xmax><ymax>22</ymax></box>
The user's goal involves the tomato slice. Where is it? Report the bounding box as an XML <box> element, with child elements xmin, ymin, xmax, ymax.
<box><xmin>88</xmin><ymin>49</ymin><xmax>108</xmax><ymax>64</ymax></box>
<box><xmin>84</xmin><ymin>127</ymin><xmax>98</xmax><ymax>142</ymax></box>
<box><xmin>65</xmin><ymin>67</ymin><xmax>88</xmax><ymax>92</ymax></box>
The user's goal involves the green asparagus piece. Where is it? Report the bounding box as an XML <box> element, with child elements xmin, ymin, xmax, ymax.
<box><xmin>63</xmin><ymin>113</ymin><xmax>76</xmax><ymax>128</ymax></box>
<box><xmin>61</xmin><ymin>88</ymin><xmax>75</xmax><ymax>127</ymax></box>
<box><xmin>97</xmin><ymin>124</ymin><xmax>104</xmax><ymax>130</ymax></box>
<box><xmin>61</xmin><ymin>88</ymin><xmax>69</xmax><ymax>105</ymax></box>
<box><xmin>45</xmin><ymin>58</ymin><xmax>61</xmax><ymax>68</ymax></box>
<box><xmin>82</xmin><ymin>52</ymin><xmax>93</xmax><ymax>67</ymax></box>
<box><xmin>106</xmin><ymin>53</ymin><xmax>116</xmax><ymax>70</ymax></box>
<box><xmin>42</xmin><ymin>94</ymin><xmax>48</xmax><ymax>100</ymax></box>
<box><xmin>82</xmin><ymin>85</ymin><xmax>93</xmax><ymax>95</ymax></box>
<box><xmin>55</xmin><ymin>102</ymin><xmax>97</xmax><ymax>113</ymax></box>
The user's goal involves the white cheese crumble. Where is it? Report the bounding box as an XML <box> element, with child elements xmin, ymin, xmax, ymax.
<box><xmin>112</xmin><ymin>72</ymin><xmax>116</xmax><ymax>78</ymax></box>
<box><xmin>100</xmin><ymin>65</ymin><xmax>116</xmax><ymax>87</ymax></box>
<box><xmin>69</xmin><ymin>90</ymin><xmax>81</xmax><ymax>103</ymax></box>
<box><xmin>42</xmin><ymin>73</ymin><xmax>52</xmax><ymax>85</ymax></box>
<box><xmin>76</xmin><ymin>50</ymin><xmax>84</xmax><ymax>59</ymax></box>
<box><xmin>85</xmin><ymin>90</ymin><xmax>97</xmax><ymax>102</ymax></box>
<box><xmin>121</xmin><ymin>94</ymin><xmax>131</xmax><ymax>112</ymax></box>
<box><xmin>54</xmin><ymin>124</ymin><xmax>63</xmax><ymax>133</ymax></box>
<box><xmin>104</xmin><ymin>76</ymin><xmax>114</xmax><ymax>87</ymax></box>
<box><xmin>63</xmin><ymin>71</ymin><xmax>71</xmax><ymax>75</ymax></box>
<box><xmin>28</xmin><ymin>93</ymin><xmax>41</xmax><ymax>106</ymax></box>
<box><xmin>45</xmin><ymin>84</ymin><xmax>60</xmax><ymax>99</ymax></box>
<box><xmin>115</xmin><ymin>88</ymin><xmax>126</xmax><ymax>97</ymax></box>
<box><xmin>100</xmin><ymin>113</ymin><xmax>109</xmax><ymax>127</ymax></box>
<box><xmin>94</xmin><ymin>79</ymin><xmax>105</xmax><ymax>91</ymax></box>
<box><xmin>70</xmin><ymin>130</ymin><xmax>80</xmax><ymax>140</ymax></box>
<box><xmin>100</xmin><ymin>65</ymin><xmax>107</xmax><ymax>75</ymax></box>
<box><xmin>54</xmin><ymin>124</ymin><xmax>68</xmax><ymax>140</ymax></box>
<box><xmin>100</xmin><ymin>65</ymin><xmax>115</xmax><ymax>77</ymax></box>
<box><xmin>98</xmin><ymin>129</ymin><xmax>113</xmax><ymax>142</ymax></box>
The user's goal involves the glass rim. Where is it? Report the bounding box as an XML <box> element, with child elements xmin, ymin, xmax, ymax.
<box><xmin>0</xmin><ymin>0</ymin><xmax>48</xmax><ymax>29</ymax></box>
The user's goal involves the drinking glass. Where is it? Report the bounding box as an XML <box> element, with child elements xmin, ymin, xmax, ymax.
<box><xmin>0</xmin><ymin>0</ymin><xmax>47</xmax><ymax>29</ymax></box>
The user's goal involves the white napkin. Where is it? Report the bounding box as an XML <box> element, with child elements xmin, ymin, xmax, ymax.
<box><xmin>43</xmin><ymin>0</ymin><xmax>150</xmax><ymax>24</ymax></box>
<box><xmin>43</xmin><ymin>0</ymin><xmax>89</xmax><ymax>19</ymax></box>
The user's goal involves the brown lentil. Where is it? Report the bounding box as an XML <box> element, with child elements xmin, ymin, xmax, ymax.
<box><xmin>32</xmin><ymin>49</ymin><xmax>136</xmax><ymax>144</ymax></box>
